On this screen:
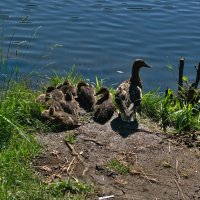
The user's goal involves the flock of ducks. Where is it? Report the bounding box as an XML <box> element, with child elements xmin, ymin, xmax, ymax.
<box><xmin>36</xmin><ymin>59</ymin><xmax>151</xmax><ymax>130</ymax></box>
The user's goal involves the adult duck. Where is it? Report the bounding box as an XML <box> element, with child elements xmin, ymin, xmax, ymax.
<box><xmin>77</xmin><ymin>81</ymin><xmax>96</xmax><ymax>111</ymax></box>
<box><xmin>115</xmin><ymin>59</ymin><xmax>151</xmax><ymax>122</ymax></box>
<box><xmin>94</xmin><ymin>87</ymin><xmax>115</xmax><ymax>124</ymax></box>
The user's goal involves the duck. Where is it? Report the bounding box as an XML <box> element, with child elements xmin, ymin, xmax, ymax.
<box><xmin>36</xmin><ymin>86</ymin><xmax>56</xmax><ymax>105</ymax></box>
<box><xmin>115</xmin><ymin>59</ymin><xmax>151</xmax><ymax>122</ymax></box>
<box><xmin>50</xmin><ymin>106</ymin><xmax>80</xmax><ymax>129</ymax></box>
<box><xmin>93</xmin><ymin>87</ymin><xmax>115</xmax><ymax>124</ymax></box>
<box><xmin>77</xmin><ymin>81</ymin><xmax>96</xmax><ymax>111</ymax></box>
<box><xmin>63</xmin><ymin>90</ymin><xmax>79</xmax><ymax>117</ymax></box>
<box><xmin>57</xmin><ymin>80</ymin><xmax>77</xmax><ymax>97</ymax></box>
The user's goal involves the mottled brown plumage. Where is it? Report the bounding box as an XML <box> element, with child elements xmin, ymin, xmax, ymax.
<box><xmin>50</xmin><ymin>107</ymin><xmax>79</xmax><ymax>129</ymax></box>
<box><xmin>77</xmin><ymin>81</ymin><xmax>96</xmax><ymax>111</ymax></box>
<box><xmin>57</xmin><ymin>80</ymin><xmax>77</xmax><ymax>97</ymax></box>
<box><xmin>63</xmin><ymin>91</ymin><xmax>79</xmax><ymax>117</ymax></box>
<box><xmin>115</xmin><ymin>59</ymin><xmax>151</xmax><ymax>122</ymax></box>
<box><xmin>94</xmin><ymin>87</ymin><xmax>115</xmax><ymax>124</ymax></box>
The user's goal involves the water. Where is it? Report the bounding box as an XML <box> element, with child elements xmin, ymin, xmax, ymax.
<box><xmin>0</xmin><ymin>0</ymin><xmax>200</xmax><ymax>91</ymax></box>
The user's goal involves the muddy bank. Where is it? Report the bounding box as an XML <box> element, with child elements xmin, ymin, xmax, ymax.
<box><xmin>35</xmin><ymin>114</ymin><xmax>200</xmax><ymax>200</ymax></box>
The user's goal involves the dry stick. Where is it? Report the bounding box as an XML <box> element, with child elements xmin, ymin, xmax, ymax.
<box><xmin>65</xmin><ymin>141</ymin><xmax>89</xmax><ymax>176</ymax></box>
<box><xmin>81</xmin><ymin>137</ymin><xmax>103</xmax><ymax>146</ymax></box>
<box><xmin>171</xmin><ymin>174</ymin><xmax>186</xmax><ymax>200</ymax></box>
<box><xmin>175</xmin><ymin>159</ymin><xmax>181</xmax><ymax>183</ymax></box>
<box><xmin>139</xmin><ymin>169</ymin><xmax>159</xmax><ymax>184</ymax></box>
<box><xmin>178</xmin><ymin>57</ymin><xmax>185</xmax><ymax>97</ymax></box>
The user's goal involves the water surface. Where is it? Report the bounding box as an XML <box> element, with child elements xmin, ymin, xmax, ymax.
<box><xmin>0</xmin><ymin>0</ymin><xmax>200</xmax><ymax>91</ymax></box>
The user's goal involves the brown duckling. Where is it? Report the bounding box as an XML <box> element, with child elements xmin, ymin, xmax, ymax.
<box><xmin>115</xmin><ymin>59</ymin><xmax>151</xmax><ymax>122</ymax></box>
<box><xmin>50</xmin><ymin>106</ymin><xmax>79</xmax><ymax>129</ymax></box>
<box><xmin>94</xmin><ymin>87</ymin><xmax>115</xmax><ymax>124</ymax></box>
<box><xmin>63</xmin><ymin>91</ymin><xmax>79</xmax><ymax>117</ymax></box>
<box><xmin>77</xmin><ymin>81</ymin><xmax>96</xmax><ymax>111</ymax></box>
<box><xmin>57</xmin><ymin>80</ymin><xmax>77</xmax><ymax>97</ymax></box>
<box><xmin>36</xmin><ymin>86</ymin><xmax>56</xmax><ymax>104</ymax></box>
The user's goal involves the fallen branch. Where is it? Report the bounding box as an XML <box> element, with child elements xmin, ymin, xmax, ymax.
<box><xmin>81</xmin><ymin>137</ymin><xmax>104</xmax><ymax>146</ymax></box>
<box><xmin>65</xmin><ymin>141</ymin><xmax>89</xmax><ymax>176</ymax></box>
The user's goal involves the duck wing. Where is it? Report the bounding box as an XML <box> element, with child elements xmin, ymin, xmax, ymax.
<box><xmin>115</xmin><ymin>80</ymin><xmax>142</xmax><ymax>121</ymax></box>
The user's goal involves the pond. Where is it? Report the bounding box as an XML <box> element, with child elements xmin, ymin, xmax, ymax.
<box><xmin>0</xmin><ymin>0</ymin><xmax>200</xmax><ymax>91</ymax></box>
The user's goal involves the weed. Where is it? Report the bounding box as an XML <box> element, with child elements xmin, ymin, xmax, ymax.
<box><xmin>107</xmin><ymin>159</ymin><xmax>130</xmax><ymax>175</ymax></box>
<box><xmin>49</xmin><ymin>179</ymin><xmax>94</xmax><ymax>198</ymax></box>
<box><xmin>65</xmin><ymin>131</ymin><xmax>76</xmax><ymax>144</ymax></box>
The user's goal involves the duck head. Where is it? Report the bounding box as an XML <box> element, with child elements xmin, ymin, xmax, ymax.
<box><xmin>46</xmin><ymin>86</ymin><xmax>55</xmax><ymax>93</ymax></box>
<box><xmin>132</xmin><ymin>59</ymin><xmax>151</xmax><ymax>72</ymax></box>
<box><xmin>77</xmin><ymin>81</ymin><xmax>88</xmax><ymax>90</ymax></box>
<box><xmin>95</xmin><ymin>87</ymin><xmax>109</xmax><ymax>98</ymax></box>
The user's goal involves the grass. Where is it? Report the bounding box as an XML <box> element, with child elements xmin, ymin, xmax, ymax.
<box><xmin>142</xmin><ymin>89</ymin><xmax>200</xmax><ymax>133</ymax></box>
<box><xmin>107</xmin><ymin>159</ymin><xmax>130</xmax><ymax>175</ymax></box>
<box><xmin>65</xmin><ymin>131</ymin><xmax>76</xmax><ymax>144</ymax></box>
<box><xmin>0</xmin><ymin>75</ymin><xmax>94</xmax><ymax>199</ymax></box>
<box><xmin>0</xmin><ymin>59</ymin><xmax>199</xmax><ymax>199</ymax></box>
<box><xmin>49</xmin><ymin>179</ymin><xmax>94</xmax><ymax>199</ymax></box>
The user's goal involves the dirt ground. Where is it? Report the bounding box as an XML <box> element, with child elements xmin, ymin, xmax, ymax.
<box><xmin>34</xmin><ymin>113</ymin><xmax>200</xmax><ymax>200</ymax></box>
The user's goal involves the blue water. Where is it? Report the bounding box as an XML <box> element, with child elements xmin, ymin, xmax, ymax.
<box><xmin>0</xmin><ymin>0</ymin><xmax>200</xmax><ymax>91</ymax></box>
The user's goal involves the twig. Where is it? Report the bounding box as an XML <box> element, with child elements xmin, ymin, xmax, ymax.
<box><xmin>81</xmin><ymin>137</ymin><xmax>103</xmax><ymax>146</ymax></box>
<box><xmin>168</xmin><ymin>141</ymin><xmax>171</xmax><ymax>154</ymax></box>
<box><xmin>175</xmin><ymin>159</ymin><xmax>181</xmax><ymax>183</ymax></box>
<box><xmin>65</xmin><ymin>141</ymin><xmax>89</xmax><ymax>176</ymax></box>
<box><xmin>66</xmin><ymin>156</ymin><xmax>77</xmax><ymax>173</ymax></box>
<box><xmin>139</xmin><ymin>169</ymin><xmax>159</xmax><ymax>184</ymax></box>
<box><xmin>171</xmin><ymin>174</ymin><xmax>186</xmax><ymax>200</ymax></box>
<box><xmin>65</xmin><ymin>142</ymin><xmax>78</xmax><ymax>156</ymax></box>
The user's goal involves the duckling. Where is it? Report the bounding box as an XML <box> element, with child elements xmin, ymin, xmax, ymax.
<box><xmin>62</xmin><ymin>91</ymin><xmax>79</xmax><ymax>117</ymax></box>
<box><xmin>50</xmin><ymin>106</ymin><xmax>79</xmax><ymax>129</ymax></box>
<box><xmin>115</xmin><ymin>59</ymin><xmax>151</xmax><ymax>122</ymax></box>
<box><xmin>57</xmin><ymin>80</ymin><xmax>77</xmax><ymax>97</ymax></box>
<box><xmin>77</xmin><ymin>81</ymin><xmax>96</xmax><ymax>111</ymax></box>
<box><xmin>36</xmin><ymin>86</ymin><xmax>56</xmax><ymax>104</ymax></box>
<box><xmin>94</xmin><ymin>87</ymin><xmax>115</xmax><ymax>124</ymax></box>
<box><xmin>41</xmin><ymin>105</ymin><xmax>60</xmax><ymax>120</ymax></box>
<box><xmin>36</xmin><ymin>93</ymin><xmax>46</xmax><ymax>104</ymax></box>
<box><xmin>49</xmin><ymin>88</ymin><xmax>65</xmax><ymax>102</ymax></box>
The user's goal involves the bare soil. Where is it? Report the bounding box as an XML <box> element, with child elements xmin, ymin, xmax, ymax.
<box><xmin>34</xmin><ymin>113</ymin><xmax>200</xmax><ymax>200</ymax></box>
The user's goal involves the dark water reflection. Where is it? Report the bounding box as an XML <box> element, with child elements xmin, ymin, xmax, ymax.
<box><xmin>0</xmin><ymin>0</ymin><xmax>200</xmax><ymax>91</ymax></box>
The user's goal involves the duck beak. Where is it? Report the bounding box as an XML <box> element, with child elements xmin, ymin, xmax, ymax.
<box><xmin>144</xmin><ymin>63</ymin><xmax>151</xmax><ymax>68</ymax></box>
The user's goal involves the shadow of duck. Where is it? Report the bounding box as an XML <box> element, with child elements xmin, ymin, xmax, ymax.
<box><xmin>110</xmin><ymin>116</ymin><xmax>139</xmax><ymax>138</ymax></box>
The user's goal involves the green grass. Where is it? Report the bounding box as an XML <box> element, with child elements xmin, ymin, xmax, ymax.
<box><xmin>142</xmin><ymin>89</ymin><xmax>200</xmax><ymax>133</ymax></box>
<box><xmin>0</xmin><ymin>77</ymin><xmax>94</xmax><ymax>199</ymax></box>
<box><xmin>49</xmin><ymin>179</ymin><xmax>94</xmax><ymax>199</ymax></box>
<box><xmin>65</xmin><ymin>131</ymin><xmax>76</xmax><ymax>144</ymax></box>
<box><xmin>0</xmin><ymin>62</ymin><xmax>199</xmax><ymax>199</ymax></box>
<box><xmin>107</xmin><ymin>159</ymin><xmax>130</xmax><ymax>175</ymax></box>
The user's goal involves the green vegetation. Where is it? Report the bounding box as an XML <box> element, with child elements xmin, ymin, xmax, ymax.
<box><xmin>65</xmin><ymin>131</ymin><xmax>76</xmax><ymax>144</ymax></box>
<box><xmin>107</xmin><ymin>159</ymin><xmax>130</xmax><ymax>175</ymax></box>
<box><xmin>49</xmin><ymin>179</ymin><xmax>94</xmax><ymax>199</ymax></box>
<box><xmin>142</xmin><ymin>90</ymin><xmax>199</xmax><ymax>133</ymax></box>
<box><xmin>0</xmin><ymin>44</ymin><xmax>199</xmax><ymax>200</ymax></box>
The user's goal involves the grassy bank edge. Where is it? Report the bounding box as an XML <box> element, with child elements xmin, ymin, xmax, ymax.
<box><xmin>0</xmin><ymin>69</ymin><xmax>199</xmax><ymax>199</ymax></box>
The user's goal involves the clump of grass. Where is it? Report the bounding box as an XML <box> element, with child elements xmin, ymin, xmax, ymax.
<box><xmin>65</xmin><ymin>131</ymin><xmax>76</xmax><ymax>144</ymax></box>
<box><xmin>48</xmin><ymin>66</ymin><xmax>83</xmax><ymax>88</ymax></box>
<box><xmin>107</xmin><ymin>159</ymin><xmax>130</xmax><ymax>175</ymax></box>
<box><xmin>142</xmin><ymin>89</ymin><xmax>200</xmax><ymax>133</ymax></box>
<box><xmin>49</xmin><ymin>179</ymin><xmax>94</xmax><ymax>198</ymax></box>
<box><xmin>142</xmin><ymin>90</ymin><xmax>163</xmax><ymax>121</ymax></box>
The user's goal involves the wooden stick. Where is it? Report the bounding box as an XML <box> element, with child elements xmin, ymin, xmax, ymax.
<box><xmin>194</xmin><ymin>62</ymin><xmax>200</xmax><ymax>89</ymax></box>
<box><xmin>178</xmin><ymin>57</ymin><xmax>185</xmax><ymax>96</ymax></box>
